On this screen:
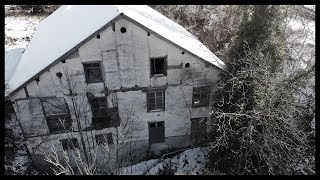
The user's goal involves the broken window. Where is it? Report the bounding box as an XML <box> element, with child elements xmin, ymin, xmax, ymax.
<box><xmin>83</xmin><ymin>62</ymin><xmax>103</xmax><ymax>83</ymax></box>
<box><xmin>41</xmin><ymin>97</ymin><xmax>72</xmax><ymax>134</ymax></box>
<box><xmin>148</xmin><ymin>121</ymin><xmax>165</xmax><ymax>144</ymax></box>
<box><xmin>61</xmin><ymin>138</ymin><xmax>80</xmax><ymax>151</ymax></box>
<box><xmin>147</xmin><ymin>90</ymin><xmax>165</xmax><ymax>112</ymax></box>
<box><xmin>190</xmin><ymin>117</ymin><xmax>207</xmax><ymax>144</ymax></box>
<box><xmin>88</xmin><ymin>97</ymin><xmax>119</xmax><ymax>129</ymax></box>
<box><xmin>89</xmin><ymin>97</ymin><xmax>108</xmax><ymax>129</ymax></box>
<box><xmin>96</xmin><ymin>133</ymin><xmax>113</xmax><ymax>145</ymax></box>
<box><xmin>192</xmin><ymin>86</ymin><xmax>211</xmax><ymax>108</ymax></box>
<box><xmin>150</xmin><ymin>57</ymin><xmax>167</xmax><ymax>76</ymax></box>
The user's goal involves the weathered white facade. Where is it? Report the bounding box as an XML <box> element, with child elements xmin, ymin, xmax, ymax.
<box><xmin>8</xmin><ymin>6</ymin><xmax>223</xmax><ymax>171</ymax></box>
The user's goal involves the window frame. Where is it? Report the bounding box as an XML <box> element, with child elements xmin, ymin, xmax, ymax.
<box><xmin>40</xmin><ymin>97</ymin><xmax>72</xmax><ymax>134</ymax></box>
<box><xmin>190</xmin><ymin>117</ymin><xmax>207</xmax><ymax>143</ymax></box>
<box><xmin>148</xmin><ymin>121</ymin><xmax>165</xmax><ymax>144</ymax></box>
<box><xmin>82</xmin><ymin>61</ymin><xmax>104</xmax><ymax>83</ymax></box>
<box><xmin>150</xmin><ymin>56</ymin><xmax>167</xmax><ymax>77</ymax></box>
<box><xmin>46</xmin><ymin>115</ymin><xmax>72</xmax><ymax>134</ymax></box>
<box><xmin>192</xmin><ymin>86</ymin><xmax>211</xmax><ymax>108</ymax></box>
<box><xmin>88</xmin><ymin>97</ymin><xmax>109</xmax><ymax>129</ymax></box>
<box><xmin>146</xmin><ymin>90</ymin><xmax>165</xmax><ymax>112</ymax></box>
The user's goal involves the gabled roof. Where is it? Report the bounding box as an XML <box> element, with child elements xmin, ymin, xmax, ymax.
<box><xmin>8</xmin><ymin>5</ymin><xmax>225</xmax><ymax>96</ymax></box>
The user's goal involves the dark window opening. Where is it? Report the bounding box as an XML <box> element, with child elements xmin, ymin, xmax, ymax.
<box><xmin>56</xmin><ymin>72</ymin><xmax>62</xmax><ymax>79</ymax></box>
<box><xmin>96</xmin><ymin>133</ymin><xmax>113</xmax><ymax>145</ymax></box>
<box><xmin>46</xmin><ymin>115</ymin><xmax>72</xmax><ymax>133</ymax></box>
<box><xmin>61</xmin><ymin>138</ymin><xmax>80</xmax><ymax>151</ymax></box>
<box><xmin>97</xmin><ymin>34</ymin><xmax>100</xmax><ymax>39</ymax></box>
<box><xmin>42</xmin><ymin>97</ymin><xmax>72</xmax><ymax>134</ymax></box>
<box><xmin>185</xmin><ymin>63</ymin><xmax>190</xmax><ymax>68</ymax></box>
<box><xmin>83</xmin><ymin>62</ymin><xmax>103</xmax><ymax>83</ymax></box>
<box><xmin>150</xmin><ymin>57</ymin><xmax>167</xmax><ymax>76</ymax></box>
<box><xmin>61</xmin><ymin>59</ymin><xmax>66</xmax><ymax>63</ymax></box>
<box><xmin>90</xmin><ymin>97</ymin><xmax>107</xmax><ymax>129</ymax></box>
<box><xmin>88</xmin><ymin>97</ymin><xmax>119</xmax><ymax>129</ymax></box>
<box><xmin>112</xmin><ymin>22</ymin><xmax>115</xmax><ymax>32</ymax></box>
<box><xmin>191</xmin><ymin>117</ymin><xmax>207</xmax><ymax>144</ymax></box>
<box><xmin>182</xmin><ymin>51</ymin><xmax>185</xmax><ymax>54</ymax></box>
<box><xmin>147</xmin><ymin>90</ymin><xmax>165</xmax><ymax>112</ymax></box>
<box><xmin>120</xmin><ymin>27</ymin><xmax>127</xmax><ymax>33</ymax></box>
<box><xmin>192</xmin><ymin>86</ymin><xmax>210</xmax><ymax>108</ymax></box>
<box><xmin>149</xmin><ymin>121</ymin><xmax>165</xmax><ymax>144</ymax></box>
<box><xmin>35</xmin><ymin>77</ymin><xmax>40</xmax><ymax>84</ymax></box>
<box><xmin>147</xmin><ymin>32</ymin><xmax>150</xmax><ymax>36</ymax></box>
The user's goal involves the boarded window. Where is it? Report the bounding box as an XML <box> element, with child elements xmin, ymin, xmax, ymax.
<box><xmin>150</xmin><ymin>57</ymin><xmax>167</xmax><ymax>76</ymax></box>
<box><xmin>61</xmin><ymin>138</ymin><xmax>80</xmax><ymax>151</ymax></box>
<box><xmin>191</xmin><ymin>117</ymin><xmax>207</xmax><ymax>143</ymax></box>
<box><xmin>41</xmin><ymin>98</ymin><xmax>71</xmax><ymax>134</ymax></box>
<box><xmin>149</xmin><ymin>121</ymin><xmax>165</xmax><ymax>144</ymax></box>
<box><xmin>83</xmin><ymin>62</ymin><xmax>103</xmax><ymax>83</ymax></box>
<box><xmin>96</xmin><ymin>133</ymin><xmax>113</xmax><ymax>145</ymax></box>
<box><xmin>147</xmin><ymin>91</ymin><xmax>165</xmax><ymax>112</ymax></box>
<box><xmin>192</xmin><ymin>86</ymin><xmax>210</xmax><ymax>108</ymax></box>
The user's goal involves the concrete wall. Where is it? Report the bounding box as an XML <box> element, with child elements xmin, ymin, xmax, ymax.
<box><xmin>11</xmin><ymin>17</ymin><xmax>221</xmax><ymax>170</ymax></box>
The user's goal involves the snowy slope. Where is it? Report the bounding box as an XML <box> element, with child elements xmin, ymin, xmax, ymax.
<box><xmin>5</xmin><ymin>16</ymin><xmax>44</xmax><ymax>49</ymax></box>
<box><xmin>120</xmin><ymin>147</ymin><xmax>210</xmax><ymax>175</ymax></box>
<box><xmin>8</xmin><ymin>5</ymin><xmax>225</xmax><ymax>96</ymax></box>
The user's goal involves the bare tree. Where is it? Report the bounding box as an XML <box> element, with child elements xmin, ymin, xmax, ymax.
<box><xmin>27</xmin><ymin>64</ymin><xmax>144</xmax><ymax>175</ymax></box>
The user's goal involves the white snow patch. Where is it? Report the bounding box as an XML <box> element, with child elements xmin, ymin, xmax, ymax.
<box><xmin>311</xmin><ymin>117</ymin><xmax>315</xmax><ymax>131</ymax></box>
<box><xmin>121</xmin><ymin>159</ymin><xmax>158</xmax><ymax>175</ymax></box>
<box><xmin>5</xmin><ymin>16</ymin><xmax>44</xmax><ymax>49</ymax></box>
<box><xmin>283</xmin><ymin>15</ymin><xmax>315</xmax><ymax>77</ymax></box>
<box><xmin>120</xmin><ymin>147</ymin><xmax>209</xmax><ymax>175</ymax></box>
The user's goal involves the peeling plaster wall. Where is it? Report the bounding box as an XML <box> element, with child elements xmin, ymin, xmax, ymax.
<box><xmin>11</xmin><ymin>17</ymin><xmax>221</xmax><ymax>167</ymax></box>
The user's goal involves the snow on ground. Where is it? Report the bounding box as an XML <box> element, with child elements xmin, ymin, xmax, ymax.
<box><xmin>285</xmin><ymin>14</ymin><xmax>315</xmax><ymax>71</ymax></box>
<box><xmin>5</xmin><ymin>15</ymin><xmax>43</xmax><ymax>95</ymax></box>
<box><xmin>120</xmin><ymin>147</ymin><xmax>209</xmax><ymax>175</ymax></box>
<box><xmin>284</xmin><ymin>14</ymin><xmax>315</xmax><ymax>107</ymax></box>
<box><xmin>5</xmin><ymin>15</ymin><xmax>44</xmax><ymax>49</ymax></box>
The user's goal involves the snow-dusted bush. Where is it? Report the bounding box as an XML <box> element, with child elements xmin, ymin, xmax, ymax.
<box><xmin>208</xmin><ymin>5</ymin><xmax>314</xmax><ymax>175</ymax></box>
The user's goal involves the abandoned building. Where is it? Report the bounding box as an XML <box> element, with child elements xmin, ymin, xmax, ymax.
<box><xmin>6</xmin><ymin>5</ymin><xmax>225</xmax><ymax>170</ymax></box>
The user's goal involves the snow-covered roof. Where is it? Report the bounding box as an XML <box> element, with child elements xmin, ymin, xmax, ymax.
<box><xmin>5</xmin><ymin>48</ymin><xmax>24</xmax><ymax>84</ymax></box>
<box><xmin>8</xmin><ymin>5</ymin><xmax>225</xmax><ymax>96</ymax></box>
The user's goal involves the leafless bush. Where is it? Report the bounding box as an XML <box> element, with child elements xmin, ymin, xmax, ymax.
<box><xmin>209</xmin><ymin>43</ymin><xmax>314</xmax><ymax>175</ymax></box>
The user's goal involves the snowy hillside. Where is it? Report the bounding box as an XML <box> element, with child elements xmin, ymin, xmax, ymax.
<box><xmin>120</xmin><ymin>147</ymin><xmax>210</xmax><ymax>175</ymax></box>
<box><xmin>5</xmin><ymin>16</ymin><xmax>45</xmax><ymax>49</ymax></box>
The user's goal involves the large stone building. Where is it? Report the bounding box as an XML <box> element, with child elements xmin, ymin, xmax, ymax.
<box><xmin>6</xmin><ymin>5</ymin><xmax>225</xmax><ymax>171</ymax></box>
